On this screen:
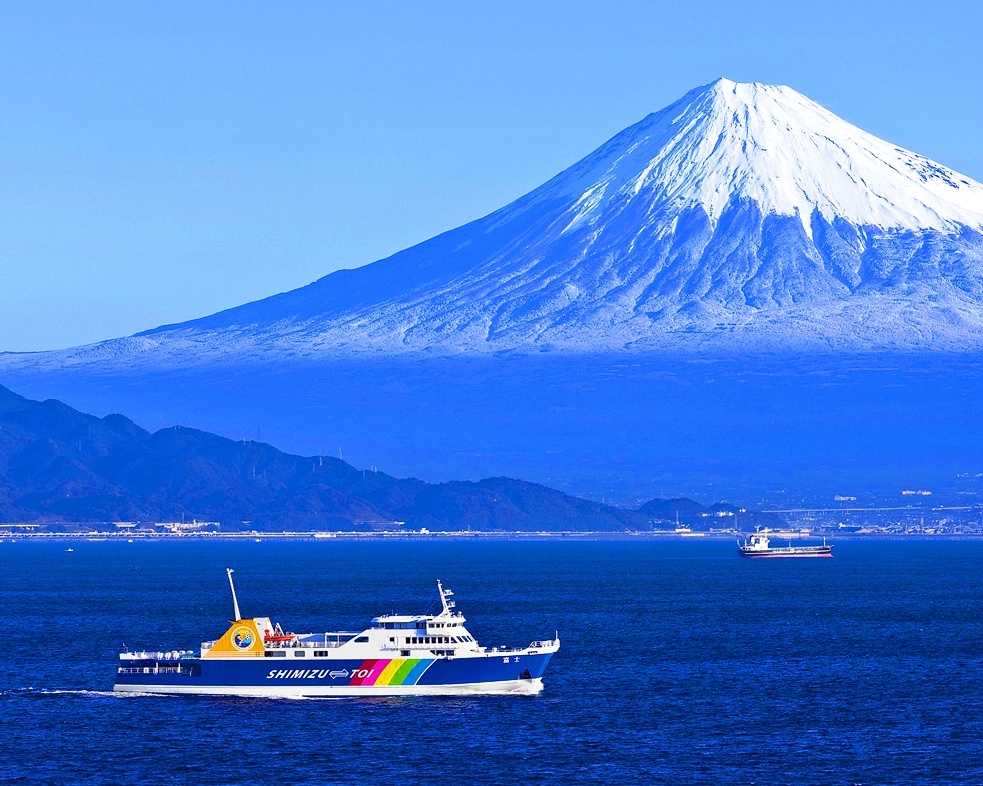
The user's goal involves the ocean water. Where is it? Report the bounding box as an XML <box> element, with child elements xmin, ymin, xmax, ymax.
<box><xmin>2</xmin><ymin>539</ymin><xmax>983</xmax><ymax>785</ymax></box>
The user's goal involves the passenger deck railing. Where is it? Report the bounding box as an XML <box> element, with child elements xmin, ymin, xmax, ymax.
<box><xmin>117</xmin><ymin>665</ymin><xmax>200</xmax><ymax>676</ymax></box>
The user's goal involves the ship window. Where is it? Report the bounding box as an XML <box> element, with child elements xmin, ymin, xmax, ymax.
<box><xmin>355</xmin><ymin>636</ymin><xmax>368</xmax><ymax>643</ymax></box>
<box><xmin>314</xmin><ymin>651</ymin><xmax>329</xmax><ymax>657</ymax></box>
<box><xmin>264</xmin><ymin>651</ymin><xmax>287</xmax><ymax>658</ymax></box>
<box><xmin>401</xmin><ymin>650</ymin><xmax>410</xmax><ymax>656</ymax></box>
<box><xmin>294</xmin><ymin>651</ymin><xmax>306</xmax><ymax>657</ymax></box>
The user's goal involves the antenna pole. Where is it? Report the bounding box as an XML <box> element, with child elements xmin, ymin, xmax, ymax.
<box><xmin>227</xmin><ymin>568</ymin><xmax>242</xmax><ymax>621</ymax></box>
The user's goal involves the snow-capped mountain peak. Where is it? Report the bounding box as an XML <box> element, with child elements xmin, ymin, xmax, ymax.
<box><xmin>549</xmin><ymin>78</ymin><xmax>983</xmax><ymax>238</ymax></box>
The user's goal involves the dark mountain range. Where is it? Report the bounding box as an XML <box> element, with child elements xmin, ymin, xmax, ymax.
<box><xmin>0</xmin><ymin>384</ymin><xmax>768</xmax><ymax>531</ymax></box>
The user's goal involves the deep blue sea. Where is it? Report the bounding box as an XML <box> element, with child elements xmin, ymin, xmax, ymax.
<box><xmin>3</xmin><ymin>539</ymin><xmax>983</xmax><ymax>784</ymax></box>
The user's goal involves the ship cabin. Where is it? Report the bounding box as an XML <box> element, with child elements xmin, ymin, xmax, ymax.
<box><xmin>741</xmin><ymin>532</ymin><xmax>771</xmax><ymax>551</ymax></box>
<box><xmin>196</xmin><ymin>580</ymin><xmax>484</xmax><ymax>660</ymax></box>
<box><xmin>364</xmin><ymin>580</ymin><xmax>479</xmax><ymax>657</ymax></box>
<box><xmin>369</xmin><ymin>609</ymin><xmax>478</xmax><ymax>657</ymax></box>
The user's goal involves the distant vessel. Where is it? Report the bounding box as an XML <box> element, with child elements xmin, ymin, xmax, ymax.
<box><xmin>115</xmin><ymin>571</ymin><xmax>559</xmax><ymax>697</ymax></box>
<box><xmin>738</xmin><ymin>532</ymin><xmax>832</xmax><ymax>558</ymax></box>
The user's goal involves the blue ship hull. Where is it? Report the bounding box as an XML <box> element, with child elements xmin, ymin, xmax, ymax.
<box><xmin>115</xmin><ymin>651</ymin><xmax>555</xmax><ymax>696</ymax></box>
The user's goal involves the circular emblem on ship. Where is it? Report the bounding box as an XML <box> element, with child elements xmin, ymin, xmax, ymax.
<box><xmin>231</xmin><ymin>626</ymin><xmax>254</xmax><ymax>650</ymax></box>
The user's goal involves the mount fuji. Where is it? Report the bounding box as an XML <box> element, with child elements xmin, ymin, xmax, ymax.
<box><xmin>9</xmin><ymin>77</ymin><xmax>983</xmax><ymax>373</ymax></box>
<box><xmin>3</xmin><ymin>79</ymin><xmax>983</xmax><ymax>502</ymax></box>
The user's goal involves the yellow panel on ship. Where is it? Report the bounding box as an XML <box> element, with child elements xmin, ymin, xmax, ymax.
<box><xmin>204</xmin><ymin>619</ymin><xmax>265</xmax><ymax>658</ymax></box>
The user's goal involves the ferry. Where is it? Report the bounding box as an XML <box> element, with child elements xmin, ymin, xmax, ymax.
<box><xmin>114</xmin><ymin>571</ymin><xmax>559</xmax><ymax>697</ymax></box>
<box><xmin>738</xmin><ymin>532</ymin><xmax>833</xmax><ymax>558</ymax></box>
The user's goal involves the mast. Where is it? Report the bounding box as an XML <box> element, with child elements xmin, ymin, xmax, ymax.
<box><xmin>227</xmin><ymin>568</ymin><xmax>242</xmax><ymax>621</ymax></box>
<box><xmin>436</xmin><ymin>580</ymin><xmax>456</xmax><ymax>616</ymax></box>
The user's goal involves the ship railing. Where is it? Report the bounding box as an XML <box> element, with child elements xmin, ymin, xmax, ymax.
<box><xmin>260</xmin><ymin>632</ymin><xmax>361</xmax><ymax>649</ymax></box>
<box><xmin>117</xmin><ymin>665</ymin><xmax>188</xmax><ymax>675</ymax></box>
<box><xmin>312</xmin><ymin>632</ymin><xmax>361</xmax><ymax>648</ymax></box>
<box><xmin>484</xmin><ymin>640</ymin><xmax>556</xmax><ymax>653</ymax></box>
<box><xmin>121</xmin><ymin>650</ymin><xmax>195</xmax><ymax>660</ymax></box>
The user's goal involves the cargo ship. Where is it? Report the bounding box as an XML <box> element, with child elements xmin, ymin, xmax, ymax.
<box><xmin>115</xmin><ymin>571</ymin><xmax>559</xmax><ymax>697</ymax></box>
<box><xmin>738</xmin><ymin>532</ymin><xmax>833</xmax><ymax>558</ymax></box>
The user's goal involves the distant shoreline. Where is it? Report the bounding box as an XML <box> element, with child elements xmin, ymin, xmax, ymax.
<box><xmin>2</xmin><ymin>530</ymin><xmax>982</xmax><ymax>542</ymax></box>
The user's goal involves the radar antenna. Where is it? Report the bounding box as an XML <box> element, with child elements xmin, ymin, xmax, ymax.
<box><xmin>227</xmin><ymin>568</ymin><xmax>242</xmax><ymax>621</ymax></box>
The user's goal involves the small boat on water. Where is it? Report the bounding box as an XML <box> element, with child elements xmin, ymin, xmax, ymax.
<box><xmin>738</xmin><ymin>532</ymin><xmax>832</xmax><ymax>558</ymax></box>
<box><xmin>114</xmin><ymin>571</ymin><xmax>559</xmax><ymax>697</ymax></box>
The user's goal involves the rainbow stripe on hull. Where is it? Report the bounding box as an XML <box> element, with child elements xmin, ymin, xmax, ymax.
<box><xmin>349</xmin><ymin>657</ymin><xmax>434</xmax><ymax>687</ymax></box>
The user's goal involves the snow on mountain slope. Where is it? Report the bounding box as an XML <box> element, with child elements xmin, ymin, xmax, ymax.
<box><xmin>548</xmin><ymin>79</ymin><xmax>983</xmax><ymax>237</ymax></box>
<box><xmin>6</xmin><ymin>78</ymin><xmax>983</xmax><ymax>370</ymax></box>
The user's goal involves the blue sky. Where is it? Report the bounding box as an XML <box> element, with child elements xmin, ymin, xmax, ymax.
<box><xmin>1</xmin><ymin>1</ymin><xmax>981</xmax><ymax>351</ymax></box>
